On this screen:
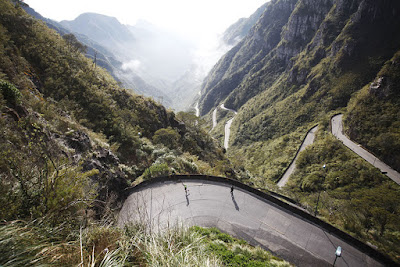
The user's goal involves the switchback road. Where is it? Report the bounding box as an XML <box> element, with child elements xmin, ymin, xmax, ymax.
<box><xmin>331</xmin><ymin>114</ymin><xmax>400</xmax><ymax>185</ymax></box>
<box><xmin>118</xmin><ymin>176</ymin><xmax>390</xmax><ymax>266</ymax></box>
<box><xmin>277</xmin><ymin>125</ymin><xmax>318</xmax><ymax>187</ymax></box>
<box><xmin>220</xmin><ymin>104</ymin><xmax>237</xmax><ymax>150</ymax></box>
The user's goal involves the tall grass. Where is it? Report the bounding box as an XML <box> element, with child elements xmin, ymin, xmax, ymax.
<box><xmin>0</xmin><ymin>220</ymin><xmax>222</xmax><ymax>266</ymax></box>
<box><xmin>121</xmin><ymin>223</ymin><xmax>222</xmax><ymax>267</ymax></box>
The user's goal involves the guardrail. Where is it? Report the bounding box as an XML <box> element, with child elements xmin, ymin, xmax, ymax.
<box><xmin>125</xmin><ymin>174</ymin><xmax>398</xmax><ymax>266</ymax></box>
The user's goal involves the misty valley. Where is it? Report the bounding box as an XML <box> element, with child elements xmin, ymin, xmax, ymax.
<box><xmin>1</xmin><ymin>0</ymin><xmax>400</xmax><ymax>266</ymax></box>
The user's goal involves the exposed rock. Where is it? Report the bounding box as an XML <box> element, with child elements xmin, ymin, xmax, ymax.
<box><xmin>4</xmin><ymin>107</ymin><xmax>20</xmax><ymax>121</ymax></box>
<box><xmin>65</xmin><ymin>130</ymin><xmax>92</xmax><ymax>153</ymax></box>
<box><xmin>15</xmin><ymin>105</ymin><xmax>28</xmax><ymax>117</ymax></box>
<box><xmin>96</xmin><ymin>147</ymin><xmax>119</xmax><ymax>165</ymax></box>
<box><xmin>289</xmin><ymin>66</ymin><xmax>309</xmax><ymax>84</ymax></box>
<box><xmin>369</xmin><ymin>76</ymin><xmax>392</xmax><ymax>99</ymax></box>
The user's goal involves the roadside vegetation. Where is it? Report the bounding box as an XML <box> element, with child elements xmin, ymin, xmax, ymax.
<box><xmin>285</xmin><ymin>128</ymin><xmax>400</xmax><ymax>262</ymax></box>
<box><xmin>0</xmin><ymin>1</ymin><xmax>245</xmax><ymax>265</ymax></box>
<box><xmin>204</xmin><ymin>1</ymin><xmax>400</xmax><ymax>262</ymax></box>
<box><xmin>192</xmin><ymin>226</ymin><xmax>291</xmax><ymax>267</ymax></box>
<box><xmin>0</xmin><ymin>220</ymin><xmax>291</xmax><ymax>266</ymax></box>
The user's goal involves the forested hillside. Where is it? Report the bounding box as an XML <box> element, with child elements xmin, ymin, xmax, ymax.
<box><xmin>0</xmin><ymin>1</ymin><xmax>239</xmax><ymax>264</ymax></box>
<box><xmin>199</xmin><ymin>0</ymin><xmax>400</xmax><ymax>261</ymax></box>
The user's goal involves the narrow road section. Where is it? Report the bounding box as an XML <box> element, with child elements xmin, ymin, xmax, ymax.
<box><xmin>220</xmin><ymin>104</ymin><xmax>237</xmax><ymax>150</ymax></box>
<box><xmin>331</xmin><ymin>114</ymin><xmax>400</xmax><ymax>185</ymax></box>
<box><xmin>212</xmin><ymin>108</ymin><xmax>217</xmax><ymax>130</ymax></box>
<box><xmin>118</xmin><ymin>178</ymin><xmax>385</xmax><ymax>267</ymax></box>
<box><xmin>194</xmin><ymin>102</ymin><xmax>200</xmax><ymax>117</ymax></box>
<box><xmin>277</xmin><ymin>125</ymin><xmax>319</xmax><ymax>187</ymax></box>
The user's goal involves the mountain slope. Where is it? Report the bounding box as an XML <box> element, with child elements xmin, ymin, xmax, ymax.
<box><xmin>198</xmin><ymin>0</ymin><xmax>400</xmax><ymax>260</ymax></box>
<box><xmin>0</xmin><ymin>0</ymin><xmax>232</xmax><ymax>224</ymax></box>
<box><xmin>200</xmin><ymin>0</ymin><xmax>400</xmax><ymax>154</ymax></box>
<box><xmin>22</xmin><ymin>5</ymin><xmax>174</xmax><ymax>105</ymax></box>
<box><xmin>60</xmin><ymin>13</ymin><xmax>135</xmax><ymax>53</ymax></box>
<box><xmin>222</xmin><ymin>2</ymin><xmax>270</xmax><ymax>46</ymax></box>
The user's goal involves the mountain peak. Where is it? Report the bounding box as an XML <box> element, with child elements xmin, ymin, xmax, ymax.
<box><xmin>60</xmin><ymin>12</ymin><xmax>135</xmax><ymax>48</ymax></box>
<box><xmin>71</xmin><ymin>12</ymin><xmax>120</xmax><ymax>25</ymax></box>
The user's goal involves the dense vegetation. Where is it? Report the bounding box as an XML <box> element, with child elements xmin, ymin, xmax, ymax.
<box><xmin>191</xmin><ymin>226</ymin><xmax>290</xmax><ymax>267</ymax></box>
<box><xmin>0</xmin><ymin>0</ymin><xmax>243</xmax><ymax>264</ymax></box>
<box><xmin>0</xmin><ymin>221</ymin><xmax>290</xmax><ymax>266</ymax></box>
<box><xmin>199</xmin><ymin>0</ymin><xmax>400</xmax><ymax>262</ymax></box>
<box><xmin>345</xmin><ymin>51</ymin><xmax>400</xmax><ymax>172</ymax></box>
<box><xmin>286</xmin><ymin>131</ymin><xmax>400</xmax><ymax>261</ymax></box>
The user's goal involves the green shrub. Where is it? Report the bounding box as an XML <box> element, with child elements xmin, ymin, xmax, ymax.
<box><xmin>0</xmin><ymin>80</ymin><xmax>22</xmax><ymax>106</ymax></box>
<box><xmin>141</xmin><ymin>163</ymin><xmax>170</xmax><ymax>180</ymax></box>
<box><xmin>153</xmin><ymin>127</ymin><xmax>181</xmax><ymax>149</ymax></box>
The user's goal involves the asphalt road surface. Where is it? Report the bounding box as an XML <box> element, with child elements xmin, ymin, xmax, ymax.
<box><xmin>212</xmin><ymin>108</ymin><xmax>217</xmax><ymax>130</ymax></box>
<box><xmin>220</xmin><ymin>104</ymin><xmax>237</xmax><ymax>150</ymax></box>
<box><xmin>195</xmin><ymin>102</ymin><xmax>200</xmax><ymax>117</ymax></box>
<box><xmin>118</xmin><ymin>179</ymin><xmax>383</xmax><ymax>266</ymax></box>
<box><xmin>331</xmin><ymin>114</ymin><xmax>400</xmax><ymax>185</ymax></box>
<box><xmin>277</xmin><ymin>125</ymin><xmax>319</xmax><ymax>187</ymax></box>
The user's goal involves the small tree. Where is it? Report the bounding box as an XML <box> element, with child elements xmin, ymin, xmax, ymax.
<box><xmin>153</xmin><ymin>127</ymin><xmax>180</xmax><ymax>149</ymax></box>
<box><xmin>63</xmin><ymin>33</ymin><xmax>87</xmax><ymax>54</ymax></box>
<box><xmin>0</xmin><ymin>80</ymin><xmax>22</xmax><ymax>106</ymax></box>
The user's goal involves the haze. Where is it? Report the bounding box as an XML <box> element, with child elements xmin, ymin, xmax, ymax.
<box><xmin>23</xmin><ymin>0</ymin><xmax>267</xmax><ymax>40</ymax></box>
<box><xmin>23</xmin><ymin>0</ymin><xmax>268</xmax><ymax>111</ymax></box>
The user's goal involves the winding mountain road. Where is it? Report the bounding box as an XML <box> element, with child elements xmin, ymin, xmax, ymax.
<box><xmin>212</xmin><ymin>108</ymin><xmax>217</xmax><ymax>130</ymax></box>
<box><xmin>220</xmin><ymin>104</ymin><xmax>237</xmax><ymax>150</ymax></box>
<box><xmin>331</xmin><ymin>114</ymin><xmax>400</xmax><ymax>185</ymax></box>
<box><xmin>277</xmin><ymin>125</ymin><xmax>319</xmax><ymax>187</ymax></box>
<box><xmin>118</xmin><ymin>176</ymin><xmax>390</xmax><ymax>266</ymax></box>
<box><xmin>194</xmin><ymin>102</ymin><xmax>200</xmax><ymax>117</ymax></box>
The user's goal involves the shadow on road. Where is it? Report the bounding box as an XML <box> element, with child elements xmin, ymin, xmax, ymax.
<box><xmin>186</xmin><ymin>193</ymin><xmax>190</xmax><ymax>206</ymax></box>
<box><xmin>231</xmin><ymin>192</ymin><xmax>239</xmax><ymax>211</ymax></box>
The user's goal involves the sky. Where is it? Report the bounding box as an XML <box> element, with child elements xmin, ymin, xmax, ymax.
<box><xmin>23</xmin><ymin>0</ymin><xmax>268</xmax><ymax>39</ymax></box>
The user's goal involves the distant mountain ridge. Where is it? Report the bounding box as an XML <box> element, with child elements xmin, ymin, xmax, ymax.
<box><xmin>58</xmin><ymin>12</ymin><xmax>200</xmax><ymax>110</ymax></box>
<box><xmin>60</xmin><ymin>13</ymin><xmax>135</xmax><ymax>51</ymax></box>
<box><xmin>24</xmin><ymin>4</ymin><xmax>271</xmax><ymax>112</ymax></box>
<box><xmin>199</xmin><ymin>0</ymin><xmax>400</xmax><ymax>172</ymax></box>
<box><xmin>23</xmin><ymin>7</ymin><xmax>174</xmax><ymax>106</ymax></box>
<box><xmin>222</xmin><ymin>2</ymin><xmax>270</xmax><ymax>46</ymax></box>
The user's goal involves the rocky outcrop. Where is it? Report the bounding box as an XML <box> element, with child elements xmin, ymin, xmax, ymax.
<box><xmin>199</xmin><ymin>0</ymin><xmax>400</xmax><ymax>117</ymax></box>
<box><xmin>222</xmin><ymin>2</ymin><xmax>270</xmax><ymax>46</ymax></box>
<box><xmin>199</xmin><ymin>0</ymin><xmax>299</xmax><ymax>115</ymax></box>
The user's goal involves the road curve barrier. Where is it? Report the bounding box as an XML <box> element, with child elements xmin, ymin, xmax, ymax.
<box><xmin>121</xmin><ymin>175</ymin><xmax>397</xmax><ymax>266</ymax></box>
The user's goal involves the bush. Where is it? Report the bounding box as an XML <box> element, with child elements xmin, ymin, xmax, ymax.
<box><xmin>0</xmin><ymin>80</ymin><xmax>22</xmax><ymax>106</ymax></box>
<box><xmin>141</xmin><ymin>163</ymin><xmax>171</xmax><ymax>180</ymax></box>
<box><xmin>153</xmin><ymin>127</ymin><xmax>181</xmax><ymax>149</ymax></box>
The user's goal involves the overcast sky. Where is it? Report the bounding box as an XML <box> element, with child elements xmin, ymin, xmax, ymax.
<box><xmin>24</xmin><ymin>0</ymin><xmax>267</xmax><ymax>40</ymax></box>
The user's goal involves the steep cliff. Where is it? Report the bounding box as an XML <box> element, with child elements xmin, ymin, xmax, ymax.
<box><xmin>0</xmin><ymin>0</ymin><xmax>230</xmax><ymax>224</ymax></box>
<box><xmin>222</xmin><ymin>2</ymin><xmax>270</xmax><ymax>46</ymax></box>
<box><xmin>199</xmin><ymin>1</ymin><xmax>400</xmax><ymax>259</ymax></box>
<box><xmin>200</xmin><ymin>0</ymin><xmax>400</xmax><ymax>144</ymax></box>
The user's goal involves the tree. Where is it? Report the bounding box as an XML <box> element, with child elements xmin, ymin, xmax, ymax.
<box><xmin>350</xmin><ymin>184</ymin><xmax>400</xmax><ymax>236</ymax></box>
<box><xmin>63</xmin><ymin>33</ymin><xmax>87</xmax><ymax>54</ymax></box>
<box><xmin>0</xmin><ymin>80</ymin><xmax>21</xmax><ymax>106</ymax></box>
<box><xmin>153</xmin><ymin>127</ymin><xmax>180</xmax><ymax>149</ymax></box>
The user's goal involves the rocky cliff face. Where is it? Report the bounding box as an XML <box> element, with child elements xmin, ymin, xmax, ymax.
<box><xmin>199</xmin><ymin>0</ymin><xmax>299</xmax><ymax>115</ymax></box>
<box><xmin>222</xmin><ymin>2</ymin><xmax>269</xmax><ymax>46</ymax></box>
<box><xmin>199</xmin><ymin>0</ymin><xmax>400</xmax><ymax>131</ymax></box>
<box><xmin>198</xmin><ymin>0</ymin><xmax>400</xmax><ymax>178</ymax></box>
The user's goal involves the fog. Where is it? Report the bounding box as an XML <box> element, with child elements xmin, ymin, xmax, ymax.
<box><xmin>25</xmin><ymin>0</ymin><xmax>267</xmax><ymax>110</ymax></box>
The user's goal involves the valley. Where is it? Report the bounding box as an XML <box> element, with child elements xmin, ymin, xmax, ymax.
<box><xmin>1</xmin><ymin>0</ymin><xmax>400</xmax><ymax>265</ymax></box>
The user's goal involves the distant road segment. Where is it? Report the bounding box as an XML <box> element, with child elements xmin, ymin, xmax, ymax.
<box><xmin>119</xmin><ymin>176</ymin><xmax>391</xmax><ymax>267</ymax></box>
<box><xmin>331</xmin><ymin>114</ymin><xmax>400</xmax><ymax>185</ymax></box>
<box><xmin>277</xmin><ymin>125</ymin><xmax>319</xmax><ymax>187</ymax></box>
<box><xmin>212</xmin><ymin>108</ymin><xmax>217</xmax><ymax>130</ymax></box>
<box><xmin>220</xmin><ymin>104</ymin><xmax>237</xmax><ymax>150</ymax></box>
